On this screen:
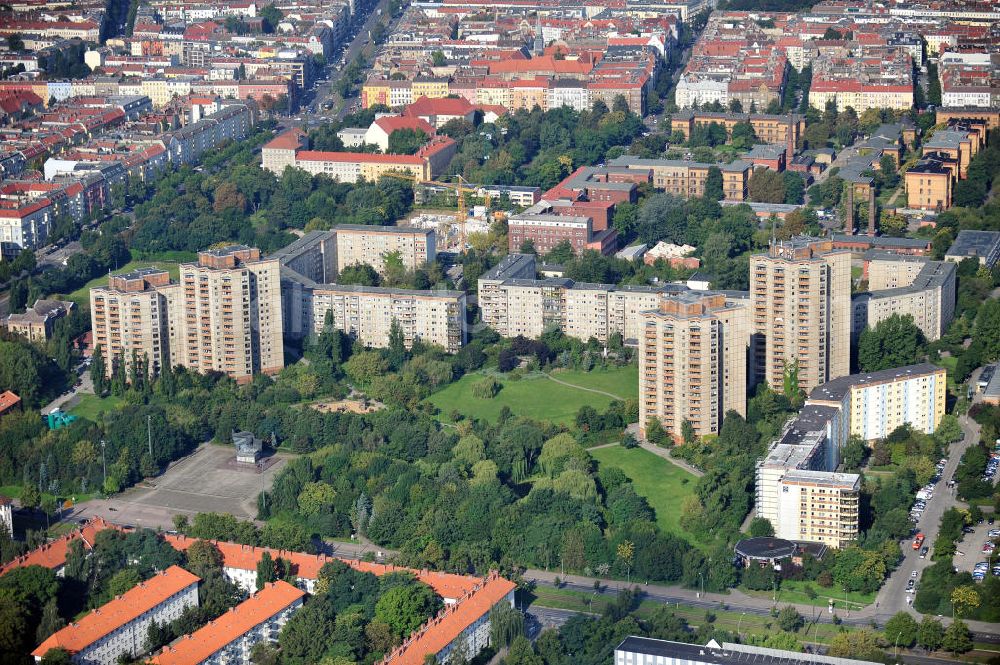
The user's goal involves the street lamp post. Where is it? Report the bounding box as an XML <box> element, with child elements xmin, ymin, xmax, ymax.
<box><xmin>100</xmin><ymin>439</ymin><xmax>107</xmax><ymax>489</ymax></box>
<box><xmin>737</xmin><ymin>612</ymin><xmax>746</xmax><ymax>638</ymax></box>
<box><xmin>893</xmin><ymin>630</ymin><xmax>902</xmax><ymax>659</ymax></box>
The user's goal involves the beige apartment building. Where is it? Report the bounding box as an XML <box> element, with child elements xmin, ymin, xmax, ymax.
<box><xmin>91</xmin><ymin>247</ymin><xmax>284</xmax><ymax>383</ymax></box>
<box><xmin>90</xmin><ymin>267</ymin><xmax>180</xmax><ymax>376</ymax></box>
<box><xmin>807</xmin><ymin>363</ymin><xmax>947</xmax><ymax>442</ymax></box>
<box><xmin>749</xmin><ymin>237</ymin><xmax>851</xmax><ymax>392</ymax></box>
<box><xmin>3</xmin><ymin>299</ymin><xmax>74</xmax><ymax>342</ymax></box>
<box><xmin>478</xmin><ymin>254</ymin><xmax>671</xmax><ymax>345</ymax></box>
<box><xmin>332</xmin><ymin>224</ymin><xmax>436</xmax><ymax>276</ymax></box>
<box><xmin>270</xmin><ymin>232</ymin><xmax>466</xmax><ymax>353</ymax></box>
<box><xmin>638</xmin><ymin>291</ymin><xmax>749</xmax><ymax>441</ymax></box>
<box><xmin>774</xmin><ymin>470</ymin><xmax>861</xmax><ymax>549</ymax></box>
<box><xmin>852</xmin><ymin>253</ymin><xmax>956</xmax><ymax>342</ymax></box>
<box><xmin>176</xmin><ymin>246</ymin><xmax>284</xmax><ymax>382</ymax></box>
<box><xmin>309</xmin><ymin>285</ymin><xmax>466</xmax><ymax>353</ymax></box>
<box><xmin>608</xmin><ymin>156</ymin><xmax>752</xmax><ymax>201</ymax></box>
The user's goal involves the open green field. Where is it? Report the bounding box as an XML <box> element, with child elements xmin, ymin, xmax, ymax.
<box><xmin>69</xmin><ymin>394</ymin><xmax>124</xmax><ymax>421</ymax></box>
<box><xmin>425</xmin><ymin>365</ymin><xmax>637</xmax><ymax>425</ymax></box>
<box><xmin>55</xmin><ymin>259</ymin><xmax>183</xmax><ymax>306</ymax></box>
<box><xmin>548</xmin><ymin>366</ymin><xmax>638</xmax><ymax>400</ymax></box>
<box><xmin>590</xmin><ymin>446</ymin><xmax>696</xmax><ymax>537</ymax></box>
<box><xmin>741</xmin><ymin>578</ymin><xmax>874</xmax><ymax>611</ymax></box>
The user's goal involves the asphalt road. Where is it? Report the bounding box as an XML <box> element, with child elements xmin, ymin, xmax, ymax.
<box><xmin>876</xmin><ymin>403</ymin><xmax>983</xmax><ymax>620</ymax></box>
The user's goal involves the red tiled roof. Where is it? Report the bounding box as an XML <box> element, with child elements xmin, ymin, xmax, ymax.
<box><xmin>380</xmin><ymin>573</ymin><xmax>516</xmax><ymax>665</ymax></box>
<box><xmin>262</xmin><ymin>127</ymin><xmax>307</xmax><ymax>151</ymax></box>
<box><xmin>33</xmin><ymin>566</ymin><xmax>200</xmax><ymax>659</ymax></box>
<box><xmin>0</xmin><ymin>518</ymin><xmax>118</xmax><ymax>577</ymax></box>
<box><xmin>373</xmin><ymin>115</ymin><xmax>436</xmax><ymax>136</ymax></box>
<box><xmin>149</xmin><ymin>581</ymin><xmax>305</xmax><ymax>664</ymax></box>
<box><xmin>0</xmin><ymin>390</ymin><xmax>20</xmax><ymax>414</ymax></box>
<box><xmin>162</xmin><ymin>535</ymin><xmax>479</xmax><ymax>600</ymax></box>
<box><xmin>404</xmin><ymin>95</ymin><xmax>475</xmax><ymax>117</ymax></box>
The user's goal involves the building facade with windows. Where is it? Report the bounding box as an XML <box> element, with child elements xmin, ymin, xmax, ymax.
<box><xmin>32</xmin><ymin>566</ymin><xmax>200</xmax><ymax>665</ymax></box>
<box><xmin>149</xmin><ymin>581</ymin><xmax>305</xmax><ymax>665</ymax></box>
<box><xmin>749</xmin><ymin>237</ymin><xmax>851</xmax><ymax>393</ymax></box>
<box><xmin>638</xmin><ymin>291</ymin><xmax>749</xmax><ymax>441</ymax></box>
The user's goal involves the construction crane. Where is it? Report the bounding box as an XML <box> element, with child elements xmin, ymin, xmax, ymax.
<box><xmin>381</xmin><ymin>172</ymin><xmax>485</xmax><ymax>250</ymax></box>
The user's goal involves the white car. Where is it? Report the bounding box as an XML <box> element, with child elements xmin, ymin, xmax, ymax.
<box><xmin>910</xmin><ymin>570</ymin><xmax>918</xmax><ymax>578</ymax></box>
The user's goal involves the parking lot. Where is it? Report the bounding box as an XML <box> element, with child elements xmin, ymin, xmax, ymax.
<box><xmin>953</xmin><ymin>518</ymin><xmax>999</xmax><ymax>577</ymax></box>
<box><xmin>71</xmin><ymin>444</ymin><xmax>289</xmax><ymax>529</ymax></box>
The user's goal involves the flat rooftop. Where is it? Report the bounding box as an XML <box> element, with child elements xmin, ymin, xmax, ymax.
<box><xmin>809</xmin><ymin>363</ymin><xmax>943</xmax><ymax>402</ymax></box>
<box><xmin>333</xmin><ymin>224</ymin><xmax>433</xmax><ymax>235</ymax></box>
<box><xmin>947</xmin><ymin>229</ymin><xmax>1000</xmax><ymax>258</ymax></box>
<box><xmin>615</xmin><ymin>636</ymin><xmax>882</xmax><ymax>664</ymax></box>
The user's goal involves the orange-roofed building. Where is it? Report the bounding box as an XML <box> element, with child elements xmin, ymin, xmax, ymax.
<box><xmin>0</xmin><ymin>390</ymin><xmax>20</xmax><ymax>416</ymax></box>
<box><xmin>0</xmin><ymin>517</ymin><xmax>118</xmax><ymax>577</ymax></box>
<box><xmin>162</xmin><ymin>534</ymin><xmax>482</xmax><ymax>601</ymax></box>
<box><xmin>32</xmin><ymin>566</ymin><xmax>200</xmax><ymax>664</ymax></box>
<box><xmin>403</xmin><ymin>95</ymin><xmax>476</xmax><ymax>128</ymax></box>
<box><xmin>378</xmin><ymin>572</ymin><xmax>516</xmax><ymax>665</ymax></box>
<box><xmin>149</xmin><ymin>581</ymin><xmax>304</xmax><ymax>665</ymax></box>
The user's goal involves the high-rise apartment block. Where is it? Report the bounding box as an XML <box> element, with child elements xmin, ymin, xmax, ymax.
<box><xmin>175</xmin><ymin>247</ymin><xmax>284</xmax><ymax>380</ymax></box>
<box><xmin>852</xmin><ymin>253</ymin><xmax>956</xmax><ymax>342</ymax></box>
<box><xmin>749</xmin><ymin>237</ymin><xmax>851</xmax><ymax>393</ymax></box>
<box><xmin>90</xmin><ymin>247</ymin><xmax>284</xmax><ymax>383</ymax></box>
<box><xmin>90</xmin><ymin>267</ymin><xmax>181</xmax><ymax>376</ymax></box>
<box><xmin>638</xmin><ymin>291</ymin><xmax>749</xmax><ymax>441</ymax></box>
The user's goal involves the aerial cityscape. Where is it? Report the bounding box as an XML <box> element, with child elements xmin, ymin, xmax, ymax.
<box><xmin>0</xmin><ymin>0</ymin><xmax>997</xmax><ymax>662</ymax></box>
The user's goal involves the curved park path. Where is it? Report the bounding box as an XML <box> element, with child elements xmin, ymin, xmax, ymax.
<box><xmin>544</xmin><ymin>372</ymin><xmax>627</xmax><ymax>401</ymax></box>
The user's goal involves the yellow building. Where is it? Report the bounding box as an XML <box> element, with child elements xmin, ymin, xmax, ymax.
<box><xmin>807</xmin><ymin>363</ymin><xmax>947</xmax><ymax>441</ymax></box>
<box><xmin>905</xmin><ymin>158</ymin><xmax>953</xmax><ymax>211</ymax></box>
<box><xmin>638</xmin><ymin>291</ymin><xmax>749</xmax><ymax>441</ymax></box>
<box><xmin>410</xmin><ymin>76</ymin><xmax>450</xmax><ymax>100</ymax></box>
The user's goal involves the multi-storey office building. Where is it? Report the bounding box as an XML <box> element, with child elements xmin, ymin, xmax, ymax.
<box><xmin>32</xmin><ymin>566</ymin><xmax>200</xmax><ymax>665</ymax></box>
<box><xmin>175</xmin><ymin>246</ymin><xmax>284</xmax><ymax>381</ymax></box>
<box><xmin>773</xmin><ymin>470</ymin><xmax>861</xmax><ymax>548</ymax></box>
<box><xmin>150</xmin><ymin>581</ymin><xmax>305</xmax><ymax>665</ymax></box>
<box><xmin>638</xmin><ymin>291</ymin><xmax>749</xmax><ymax>441</ymax></box>
<box><xmin>749</xmin><ymin>237</ymin><xmax>851</xmax><ymax>393</ymax></box>
<box><xmin>852</xmin><ymin>253</ymin><xmax>956</xmax><ymax>342</ymax></box>
<box><xmin>754</xmin><ymin>404</ymin><xmax>856</xmax><ymax>549</ymax></box>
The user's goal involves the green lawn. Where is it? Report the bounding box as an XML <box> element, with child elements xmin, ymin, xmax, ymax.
<box><xmin>425</xmin><ymin>365</ymin><xmax>637</xmax><ymax>425</ymax></box>
<box><xmin>590</xmin><ymin>446</ymin><xmax>696</xmax><ymax>537</ymax></box>
<box><xmin>548</xmin><ymin>366</ymin><xmax>639</xmax><ymax>400</ymax></box>
<box><xmin>742</xmin><ymin>578</ymin><xmax>874</xmax><ymax>611</ymax></box>
<box><xmin>69</xmin><ymin>394</ymin><xmax>124</xmax><ymax>421</ymax></box>
<box><xmin>529</xmin><ymin>586</ymin><xmax>846</xmax><ymax>645</ymax></box>
<box><xmin>55</xmin><ymin>259</ymin><xmax>182</xmax><ymax>306</ymax></box>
